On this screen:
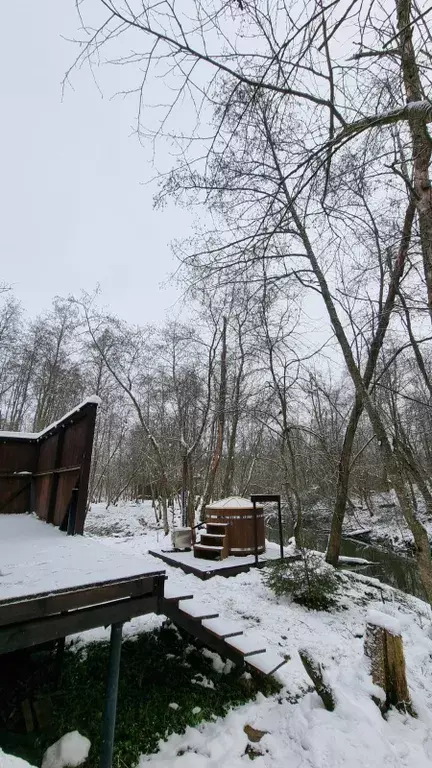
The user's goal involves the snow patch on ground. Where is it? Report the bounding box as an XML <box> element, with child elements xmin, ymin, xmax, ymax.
<box><xmin>0</xmin><ymin>750</ymin><xmax>35</xmax><ymax>768</ymax></box>
<box><xmin>41</xmin><ymin>732</ymin><xmax>90</xmax><ymax>768</ymax></box>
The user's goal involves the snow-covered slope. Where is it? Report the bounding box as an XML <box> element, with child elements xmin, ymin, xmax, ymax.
<box><xmin>74</xmin><ymin>501</ymin><xmax>432</xmax><ymax>768</ymax></box>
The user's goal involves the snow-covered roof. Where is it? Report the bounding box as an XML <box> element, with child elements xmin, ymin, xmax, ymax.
<box><xmin>206</xmin><ymin>496</ymin><xmax>257</xmax><ymax>509</ymax></box>
<box><xmin>0</xmin><ymin>396</ymin><xmax>101</xmax><ymax>441</ymax></box>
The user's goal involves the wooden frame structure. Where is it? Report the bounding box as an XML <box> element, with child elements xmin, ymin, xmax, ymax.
<box><xmin>0</xmin><ymin>398</ymin><xmax>99</xmax><ymax>534</ymax></box>
<box><xmin>0</xmin><ymin>572</ymin><xmax>166</xmax><ymax>655</ymax></box>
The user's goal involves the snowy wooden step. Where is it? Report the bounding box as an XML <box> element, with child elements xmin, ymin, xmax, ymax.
<box><xmin>200</xmin><ymin>534</ymin><xmax>227</xmax><ymax>547</ymax></box>
<box><xmin>246</xmin><ymin>649</ymin><xmax>287</xmax><ymax>676</ymax></box>
<box><xmin>178</xmin><ymin>599</ymin><xmax>219</xmax><ymax>620</ymax></box>
<box><xmin>164</xmin><ymin>583</ymin><xmax>194</xmax><ymax>603</ymax></box>
<box><xmin>225</xmin><ymin>632</ymin><xmax>267</xmax><ymax>656</ymax></box>
<box><xmin>205</xmin><ymin>522</ymin><xmax>227</xmax><ymax>528</ymax></box>
<box><xmin>202</xmin><ymin>617</ymin><xmax>244</xmax><ymax>639</ymax></box>
<box><xmin>193</xmin><ymin>543</ymin><xmax>225</xmax><ymax>560</ymax></box>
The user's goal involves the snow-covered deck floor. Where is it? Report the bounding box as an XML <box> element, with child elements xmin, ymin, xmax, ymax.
<box><xmin>0</xmin><ymin>514</ymin><xmax>165</xmax><ymax>605</ymax></box>
<box><xmin>149</xmin><ymin>540</ymin><xmax>300</xmax><ymax>579</ymax></box>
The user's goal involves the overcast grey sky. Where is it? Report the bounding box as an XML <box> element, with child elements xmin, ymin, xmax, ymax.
<box><xmin>0</xmin><ymin>2</ymin><xmax>192</xmax><ymax>324</ymax></box>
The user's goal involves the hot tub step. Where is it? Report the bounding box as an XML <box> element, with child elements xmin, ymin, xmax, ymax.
<box><xmin>206</xmin><ymin>523</ymin><xmax>228</xmax><ymax>535</ymax></box>
<box><xmin>200</xmin><ymin>533</ymin><xmax>226</xmax><ymax>547</ymax></box>
<box><xmin>194</xmin><ymin>543</ymin><xmax>224</xmax><ymax>560</ymax></box>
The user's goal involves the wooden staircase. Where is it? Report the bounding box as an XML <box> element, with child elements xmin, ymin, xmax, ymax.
<box><xmin>162</xmin><ymin>581</ymin><xmax>287</xmax><ymax>677</ymax></box>
<box><xmin>193</xmin><ymin>522</ymin><xmax>229</xmax><ymax>560</ymax></box>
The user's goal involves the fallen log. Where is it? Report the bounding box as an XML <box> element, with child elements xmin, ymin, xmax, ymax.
<box><xmin>299</xmin><ymin>649</ymin><xmax>335</xmax><ymax>711</ymax></box>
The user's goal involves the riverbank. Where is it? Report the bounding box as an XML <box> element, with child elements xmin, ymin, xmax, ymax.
<box><xmin>300</xmin><ymin>490</ymin><xmax>432</xmax><ymax>557</ymax></box>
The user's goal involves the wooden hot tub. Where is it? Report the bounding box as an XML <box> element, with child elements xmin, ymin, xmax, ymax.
<box><xmin>205</xmin><ymin>496</ymin><xmax>265</xmax><ymax>556</ymax></box>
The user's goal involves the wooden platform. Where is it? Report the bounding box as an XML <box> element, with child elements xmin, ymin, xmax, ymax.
<box><xmin>0</xmin><ymin>515</ymin><xmax>165</xmax><ymax>654</ymax></box>
<box><xmin>149</xmin><ymin>543</ymin><xmax>301</xmax><ymax>580</ymax></box>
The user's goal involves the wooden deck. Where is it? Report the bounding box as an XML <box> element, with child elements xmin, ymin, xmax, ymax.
<box><xmin>0</xmin><ymin>401</ymin><xmax>289</xmax><ymax>768</ymax></box>
<box><xmin>149</xmin><ymin>545</ymin><xmax>302</xmax><ymax>580</ymax></box>
<box><xmin>0</xmin><ymin>515</ymin><xmax>288</xmax><ymax>768</ymax></box>
<box><xmin>0</xmin><ymin>515</ymin><xmax>166</xmax><ymax>655</ymax></box>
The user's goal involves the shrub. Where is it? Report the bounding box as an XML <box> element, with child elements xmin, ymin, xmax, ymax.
<box><xmin>263</xmin><ymin>552</ymin><xmax>339</xmax><ymax>610</ymax></box>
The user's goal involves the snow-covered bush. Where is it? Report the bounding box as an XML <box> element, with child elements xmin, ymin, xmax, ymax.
<box><xmin>263</xmin><ymin>552</ymin><xmax>339</xmax><ymax>610</ymax></box>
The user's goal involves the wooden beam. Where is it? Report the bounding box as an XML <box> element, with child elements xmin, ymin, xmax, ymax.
<box><xmin>33</xmin><ymin>466</ymin><xmax>81</xmax><ymax>478</ymax></box>
<box><xmin>0</xmin><ymin>480</ymin><xmax>31</xmax><ymax>513</ymax></box>
<box><xmin>0</xmin><ymin>575</ymin><xmax>161</xmax><ymax>627</ymax></box>
<box><xmin>46</xmin><ymin>426</ymin><xmax>66</xmax><ymax>525</ymax></box>
<box><xmin>75</xmin><ymin>403</ymin><xmax>97</xmax><ymax>534</ymax></box>
<box><xmin>0</xmin><ymin>593</ymin><xmax>160</xmax><ymax>654</ymax></box>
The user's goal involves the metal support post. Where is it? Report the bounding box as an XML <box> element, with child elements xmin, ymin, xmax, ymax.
<box><xmin>253</xmin><ymin>499</ymin><xmax>259</xmax><ymax>566</ymax></box>
<box><xmin>100</xmin><ymin>622</ymin><xmax>123</xmax><ymax>768</ymax></box>
<box><xmin>277</xmin><ymin>497</ymin><xmax>284</xmax><ymax>560</ymax></box>
<box><xmin>251</xmin><ymin>493</ymin><xmax>282</xmax><ymax>562</ymax></box>
<box><xmin>54</xmin><ymin>636</ymin><xmax>66</xmax><ymax>689</ymax></box>
<box><xmin>155</xmin><ymin>574</ymin><xmax>165</xmax><ymax>614</ymax></box>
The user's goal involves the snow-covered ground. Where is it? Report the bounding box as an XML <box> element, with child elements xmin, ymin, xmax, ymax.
<box><xmin>3</xmin><ymin>500</ymin><xmax>431</xmax><ymax>767</ymax></box>
<box><xmin>69</xmin><ymin>501</ymin><xmax>432</xmax><ymax>768</ymax></box>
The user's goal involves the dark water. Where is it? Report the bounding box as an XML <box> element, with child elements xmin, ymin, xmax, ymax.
<box><xmin>267</xmin><ymin>522</ymin><xmax>424</xmax><ymax>600</ymax></box>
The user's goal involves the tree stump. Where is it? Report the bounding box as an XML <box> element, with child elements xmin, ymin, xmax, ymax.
<box><xmin>364</xmin><ymin>610</ymin><xmax>414</xmax><ymax>715</ymax></box>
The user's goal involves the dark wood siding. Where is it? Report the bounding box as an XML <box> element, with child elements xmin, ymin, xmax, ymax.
<box><xmin>0</xmin><ymin>401</ymin><xmax>98</xmax><ymax>531</ymax></box>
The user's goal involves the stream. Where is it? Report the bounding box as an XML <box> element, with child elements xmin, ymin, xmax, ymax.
<box><xmin>267</xmin><ymin>521</ymin><xmax>425</xmax><ymax>600</ymax></box>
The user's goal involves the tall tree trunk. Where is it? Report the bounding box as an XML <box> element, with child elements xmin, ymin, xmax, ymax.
<box><xmin>326</xmin><ymin>201</ymin><xmax>415</xmax><ymax>565</ymax></box>
<box><xmin>397</xmin><ymin>0</ymin><xmax>432</xmax><ymax>320</ymax></box>
<box><xmin>222</xmin><ymin>415</ymin><xmax>239</xmax><ymax>497</ymax></box>
<box><xmin>201</xmin><ymin>317</ymin><xmax>227</xmax><ymax>511</ymax></box>
<box><xmin>222</xmin><ymin>319</ymin><xmax>245</xmax><ymax>497</ymax></box>
<box><xmin>265</xmin><ymin>124</ymin><xmax>432</xmax><ymax>599</ymax></box>
<box><xmin>326</xmin><ymin>396</ymin><xmax>363</xmax><ymax>564</ymax></box>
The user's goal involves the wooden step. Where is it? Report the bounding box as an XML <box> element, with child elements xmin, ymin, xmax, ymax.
<box><xmin>178</xmin><ymin>599</ymin><xmax>219</xmax><ymax>620</ymax></box>
<box><xmin>206</xmin><ymin>523</ymin><xmax>228</xmax><ymax>534</ymax></box>
<box><xmin>246</xmin><ymin>649</ymin><xmax>288</xmax><ymax>676</ymax></box>
<box><xmin>164</xmin><ymin>584</ymin><xmax>194</xmax><ymax>603</ymax></box>
<box><xmin>200</xmin><ymin>533</ymin><xmax>226</xmax><ymax>547</ymax></box>
<box><xmin>225</xmin><ymin>632</ymin><xmax>267</xmax><ymax>657</ymax></box>
<box><xmin>202</xmin><ymin>617</ymin><xmax>244</xmax><ymax>639</ymax></box>
<box><xmin>194</xmin><ymin>543</ymin><xmax>223</xmax><ymax>560</ymax></box>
